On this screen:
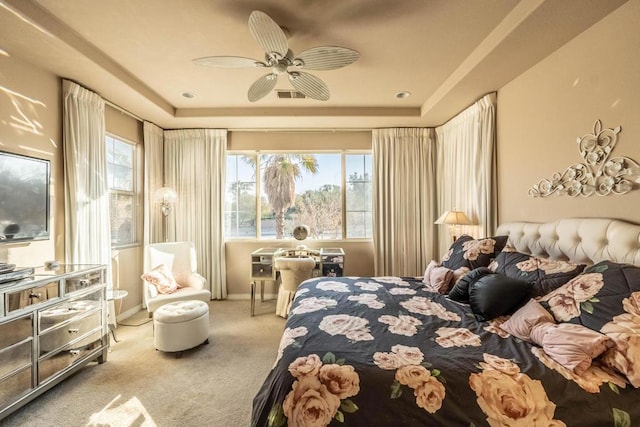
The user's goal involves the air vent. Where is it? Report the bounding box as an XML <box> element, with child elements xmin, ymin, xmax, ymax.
<box><xmin>276</xmin><ymin>90</ymin><xmax>307</xmax><ymax>99</ymax></box>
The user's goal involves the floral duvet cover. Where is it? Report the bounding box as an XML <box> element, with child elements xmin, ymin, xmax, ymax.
<box><xmin>252</xmin><ymin>276</ymin><xmax>639</xmax><ymax>427</ymax></box>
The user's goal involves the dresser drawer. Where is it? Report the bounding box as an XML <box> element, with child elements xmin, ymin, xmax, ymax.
<box><xmin>0</xmin><ymin>315</ymin><xmax>33</xmax><ymax>349</ymax></box>
<box><xmin>64</xmin><ymin>271</ymin><xmax>103</xmax><ymax>295</ymax></box>
<box><xmin>5</xmin><ymin>281</ymin><xmax>60</xmax><ymax>314</ymax></box>
<box><xmin>39</xmin><ymin>310</ymin><xmax>101</xmax><ymax>355</ymax></box>
<box><xmin>38</xmin><ymin>289</ymin><xmax>102</xmax><ymax>334</ymax></box>
<box><xmin>38</xmin><ymin>329</ymin><xmax>103</xmax><ymax>384</ymax></box>
<box><xmin>0</xmin><ymin>366</ymin><xmax>32</xmax><ymax>411</ymax></box>
<box><xmin>0</xmin><ymin>339</ymin><xmax>32</xmax><ymax>379</ymax></box>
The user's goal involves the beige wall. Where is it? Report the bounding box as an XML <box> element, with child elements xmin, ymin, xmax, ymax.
<box><xmin>0</xmin><ymin>54</ymin><xmax>63</xmax><ymax>266</ymax></box>
<box><xmin>0</xmin><ymin>54</ymin><xmax>144</xmax><ymax>316</ymax></box>
<box><xmin>497</xmin><ymin>0</ymin><xmax>640</xmax><ymax>224</ymax></box>
<box><xmin>225</xmin><ymin>130</ymin><xmax>374</xmax><ymax>296</ymax></box>
<box><xmin>105</xmin><ymin>105</ymin><xmax>145</xmax><ymax>315</ymax></box>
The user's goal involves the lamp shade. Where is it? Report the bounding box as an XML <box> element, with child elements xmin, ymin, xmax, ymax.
<box><xmin>435</xmin><ymin>210</ymin><xmax>472</xmax><ymax>225</ymax></box>
<box><xmin>153</xmin><ymin>187</ymin><xmax>178</xmax><ymax>204</ymax></box>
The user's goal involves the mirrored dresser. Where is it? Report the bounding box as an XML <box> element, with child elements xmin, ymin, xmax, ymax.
<box><xmin>0</xmin><ymin>264</ymin><xmax>108</xmax><ymax>420</ymax></box>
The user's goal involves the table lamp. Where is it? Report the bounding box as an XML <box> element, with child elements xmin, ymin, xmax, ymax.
<box><xmin>435</xmin><ymin>210</ymin><xmax>472</xmax><ymax>242</ymax></box>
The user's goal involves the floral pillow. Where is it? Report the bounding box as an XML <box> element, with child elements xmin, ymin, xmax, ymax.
<box><xmin>441</xmin><ymin>235</ymin><xmax>508</xmax><ymax>271</ymax></box>
<box><xmin>422</xmin><ymin>260</ymin><xmax>470</xmax><ymax>294</ymax></box>
<box><xmin>489</xmin><ymin>248</ymin><xmax>585</xmax><ymax>297</ymax></box>
<box><xmin>538</xmin><ymin>261</ymin><xmax>640</xmax><ymax>386</ymax></box>
<box><xmin>141</xmin><ymin>264</ymin><xmax>179</xmax><ymax>294</ymax></box>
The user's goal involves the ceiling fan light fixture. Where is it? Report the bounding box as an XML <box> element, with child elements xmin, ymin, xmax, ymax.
<box><xmin>193</xmin><ymin>10</ymin><xmax>359</xmax><ymax>102</ymax></box>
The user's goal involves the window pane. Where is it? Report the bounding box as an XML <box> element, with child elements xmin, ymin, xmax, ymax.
<box><xmin>345</xmin><ymin>154</ymin><xmax>372</xmax><ymax>238</ymax></box>
<box><xmin>109</xmin><ymin>193</ymin><xmax>134</xmax><ymax>245</ymax></box>
<box><xmin>260</xmin><ymin>153</ymin><xmax>342</xmax><ymax>240</ymax></box>
<box><xmin>225</xmin><ymin>154</ymin><xmax>256</xmax><ymax>238</ymax></box>
<box><xmin>106</xmin><ymin>135</ymin><xmax>136</xmax><ymax>246</ymax></box>
<box><xmin>106</xmin><ymin>136</ymin><xmax>134</xmax><ymax>191</ymax></box>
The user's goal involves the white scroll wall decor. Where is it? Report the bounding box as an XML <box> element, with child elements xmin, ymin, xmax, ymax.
<box><xmin>529</xmin><ymin>120</ymin><xmax>640</xmax><ymax>197</ymax></box>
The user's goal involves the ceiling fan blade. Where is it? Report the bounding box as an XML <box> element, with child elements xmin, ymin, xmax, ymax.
<box><xmin>288</xmin><ymin>72</ymin><xmax>329</xmax><ymax>101</ymax></box>
<box><xmin>294</xmin><ymin>46</ymin><xmax>360</xmax><ymax>70</ymax></box>
<box><xmin>248</xmin><ymin>11</ymin><xmax>288</xmax><ymax>58</ymax></box>
<box><xmin>248</xmin><ymin>73</ymin><xmax>278</xmax><ymax>102</ymax></box>
<box><xmin>193</xmin><ymin>56</ymin><xmax>264</xmax><ymax>68</ymax></box>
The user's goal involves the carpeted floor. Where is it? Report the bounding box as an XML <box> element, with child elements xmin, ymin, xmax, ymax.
<box><xmin>1</xmin><ymin>300</ymin><xmax>285</xmax><ymax>427</ymax></box>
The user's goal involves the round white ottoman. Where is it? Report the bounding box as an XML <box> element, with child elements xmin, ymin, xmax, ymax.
<box><xmin>153</xmin><ymin>300</ymin><xmax>210</xmax><ymax>356</ymax></box>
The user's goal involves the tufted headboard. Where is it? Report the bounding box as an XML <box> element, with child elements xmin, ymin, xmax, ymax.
<box><xmin>496</xmin><ymin>218</ymin><xmax>640</xmax><ymax>267</ymax></box>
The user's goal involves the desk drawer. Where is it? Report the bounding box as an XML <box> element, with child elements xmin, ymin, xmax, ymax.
<box><xmin>38</xmin><ymin>329</ymin><xmax>103</xmax><ymax>384</ymax></box>
<box><xmin>251</xmin><ymin>264</ymin><xmax>274</xmax><ymax>279</ymax></box>
<box><xmin>0</xmin><ymin>366</ymin><xmax>32</xmax><ymax>411</ymax></box>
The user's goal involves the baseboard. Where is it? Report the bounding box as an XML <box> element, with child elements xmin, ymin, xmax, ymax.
<box><xmin>117</xmin><ymin>304</ymin><xmax>143</xmax><ymax>321</ymax></box>
<box><xmin>226</xmin><ymin>293</ymin><xmax>278</xmax><ymax>301</ymax></box>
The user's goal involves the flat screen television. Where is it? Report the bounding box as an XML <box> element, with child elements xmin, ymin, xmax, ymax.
<box><xmin>0</xmin><ymin>151</ymin><xmax>51</xmax><ymax>242</ymax></box>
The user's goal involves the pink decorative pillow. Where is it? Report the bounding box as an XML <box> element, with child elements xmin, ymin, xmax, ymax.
<box><xmin>530</xmin><ymin>322</ymin><xmax>612</xmax><ymax>375</ymax></box>
<box><xmin>141</xmin><ymin>264</ymin><xmax>179</xmax><ymax>294</ymax></box>
<box><xmin>423</xmin><ymin>260</ymin><xmax>454</xmax><ymax>294</ymax></box>
<box><xmin>500</xmin><ymin>299</ymin><xmax>554</xmax><ymax>341</ymax></box>
<box><xmin>501</xmin><ymin>299</ymin><xmax>611</xmax><ymax>375</ymax></box>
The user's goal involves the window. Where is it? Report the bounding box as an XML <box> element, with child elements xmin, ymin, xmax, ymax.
<box><xmin>106</xmin><ymin>134</ymin><xmax>136</xmax><ymax>246</ymax></box>
<box><xmin>225</xmin><ymin>152</ymin><xmax>372</xmax><ymax>240</ymax></box>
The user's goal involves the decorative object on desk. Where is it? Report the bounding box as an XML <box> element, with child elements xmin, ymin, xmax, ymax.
<box><xmin>529</xmin><ymin>120</ymin><xmax>640</xmax><ymax>197</ymax></box>
<box><xmin>153</xmin><ymin>186</ymin><xmax>178</xmax><ymax>242</ymax></box>
<box><xmin>293</xmin><ymin>224</ymin><xmax>310</xmax><ymax>241</ymax></box>
<box><xmin>435</xmin><ymin>210</ymin><xmax>473</xmax><ymax>242</ymax></box>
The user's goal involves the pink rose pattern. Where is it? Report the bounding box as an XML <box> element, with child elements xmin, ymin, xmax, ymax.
<box><xmin>283</xmin><ymin>354</ymin><xmax>360</xmax><ymax>425</ymax></box>
<box><xmin>469</xmin><ymin>353</ymin><xmax>566</xmax><ymax>427</ymax></box>
<box><xmin>374</xmin><ymin>344</ymin><xmax>447</xmax><ymax>414</ymax></box>
<box><xmin>538</xmin><ymin>273</ymin><xmax>604</xmax><ymax>321</ymax></box>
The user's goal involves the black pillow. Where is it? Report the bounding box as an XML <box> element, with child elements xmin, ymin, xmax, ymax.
<box><xmin>448</xmin><ymin>267</ymin><xmax>492</xmax><ymax>303</ymax></box>
<box><xmin>442</xmin><ymin>235</ymin><xmax>508</xmax><ymax>271</ymax></box>
<box><xmin>468</xmin><ymin>273</ymin><xmax>533</xmax><ymax>321</ymax></box>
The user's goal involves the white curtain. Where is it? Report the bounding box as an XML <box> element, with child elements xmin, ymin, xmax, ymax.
<box><xmin>164</xmin><ymin>129</ymin><xmax>227</xmax><ymax>299</ymax></box>
<box><xmin>143</xmin><ymin>121</ymin><xmax>164</xmax><ymax>245</ymax></box>
<box><xmin>62</xmin><ymin>80</ymin><xmax>112</xmax><ymax>281</ymax></box>
<box><xmin>372</xmin><ymin>128</ymin><xmax>437</xmax><ymax>276</ymax></box>
<box><xmin>435</xmin><ymin>92</ymin><xmax>497</xmax><ymax>258</ymax></box>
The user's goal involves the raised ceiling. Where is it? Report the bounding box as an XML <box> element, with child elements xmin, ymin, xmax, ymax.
<box><xmin>0</xmin><ymin>0</ymin><xmax>628</xmax><ymax>129</ymax></box>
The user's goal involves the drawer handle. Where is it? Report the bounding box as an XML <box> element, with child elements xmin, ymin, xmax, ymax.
<box><xmin>79</xmin><ymin>280</ymin><xmax>90</xmax><ymax>286</ymax></box>
<box><xmin>68</xmin><ymin>328</ymin><xmax>80</xmax><ymax>334</ymax></box>
<box><xmin>69</xmin><ymin>349</ymin><xmax>80</xmax><ymax>356</ymax></box>
<box><xmin>29</xmin><ymin>292</ymin><xmax>42</xmax><ymax>299</ymax></box>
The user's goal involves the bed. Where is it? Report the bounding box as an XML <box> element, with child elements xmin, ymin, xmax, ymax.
<box><xmin>252</xmin><ymin>218</ymin><xmax>640</xmax><ymax>427</ymax></box>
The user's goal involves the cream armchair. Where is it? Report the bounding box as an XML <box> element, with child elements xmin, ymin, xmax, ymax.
<box><xmin>143</xmin><ymin>242</ymin><xmax>211</xmax><ymax>316</ymax></box>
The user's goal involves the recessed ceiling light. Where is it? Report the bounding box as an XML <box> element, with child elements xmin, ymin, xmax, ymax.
<box><xmin>395</xmin><ymin>91</ymin><xmax>411</xmax><ymax>99</ymax></box>
<box><xmin>181</xmin><ymin>92</ymin><xmax>196</xmax><ymax>99</ymax></box>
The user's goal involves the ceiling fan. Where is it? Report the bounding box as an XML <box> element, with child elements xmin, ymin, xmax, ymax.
<box><xmin>193</xmin><ymin>11</ymin><xmax>360</xmax><ymax>102</ymax></box>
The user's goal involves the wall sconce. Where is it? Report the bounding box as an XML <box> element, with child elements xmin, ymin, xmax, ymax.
<box><xmin>153</xmin><ymin>187</ymin><xmax>177</xmax><ymax>241</ymax></box>
<box><xmin>435</xmin><ymin>210</ymin><xmax>472</xmax><ymax>242</ymax></box>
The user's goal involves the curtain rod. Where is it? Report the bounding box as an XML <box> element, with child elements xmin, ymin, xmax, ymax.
<box><xmin>227</xmin><ymin>128</ymin><xmax>372</xmax><ymax>133</ymax></box>
<box><xmin>104</xmin><ymin>99</ymin><xmax>144</xmax><ymax>123</ymax></box>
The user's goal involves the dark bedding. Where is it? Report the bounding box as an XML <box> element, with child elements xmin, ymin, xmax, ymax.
<box><xmin>252</xmin><ymin>275</ymin><xmax>638</xmax><ymax>427</ymax></box>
